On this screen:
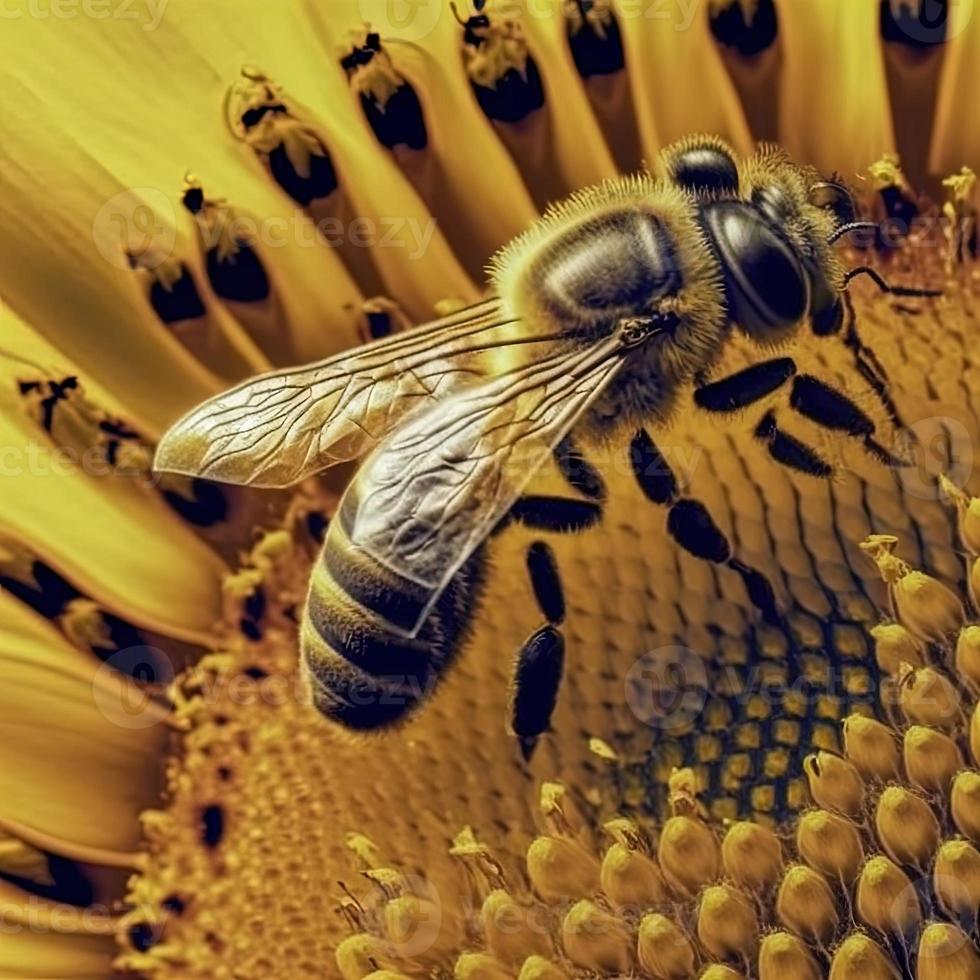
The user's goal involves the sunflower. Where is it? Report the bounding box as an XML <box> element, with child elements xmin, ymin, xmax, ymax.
<box><xmin>0</xmin><ymin>0</ymin><xmax>979</xmax><ymax>977</ymax></box>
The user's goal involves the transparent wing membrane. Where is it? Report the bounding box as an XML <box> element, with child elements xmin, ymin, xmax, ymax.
<box><xmin>152</xmin><ymin>298</ymin><xmax>526</xmax><ymax>487</ymax></box>
<box><xmin>346</xmin><ymin>328</ymin><xmax>635</xmax><ymax>636</ymax></box>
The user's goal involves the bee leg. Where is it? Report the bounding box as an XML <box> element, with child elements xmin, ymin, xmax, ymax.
<box><xmin>836</xmin><ymin>264</ymin><xmax>942</xmax><ymax>425</ymax></box>
<box><xmin>845</xmin><ymin>292</ymin><xmax>909</xmax><ymax>434</ymax></box>
<box><xmin>629</xmin><ymin>429</ymin><xmax>779</xmax><ymax>623</ymax></box>
<box><xmin>754</xmin><ymin>410</ymin><xmax>834</xmax><ymax>477</ymax></box>
<box><xmin>508</xmin><ymin>495</ymin><xmax>603</xmax><ymax>533</ymax></box>
<box><xmin>816</xmin><ymin>292</ymin><xmax>906</xmax><ymax>432</ymax></box>
<box><xmin>788</xmin><ymin>373</ymin><xmax>911</xmax><ymax>468</ymax></box>
<box><xmin>512</xmin><ymin>541</ymin><xmax>567</xmax><ymax>760</ymax></box>
<box><xmin>554</xmin><ymin>435</ymin><xmax>607</xmax><ymax>501</ymax></box>
<box><xmin>526</xmin><ymin>540</ymin><xmax>566</xmax><ymax>625</ymax></box>
<box><xmin>511</xmin><ymin>624</ymin><xmax>565</xmax><ymax>762</ymax></box>
<box><xmin>693</xmin><ymin>357</ymin><xmax>797</xmax><ymax>412</ymax></box>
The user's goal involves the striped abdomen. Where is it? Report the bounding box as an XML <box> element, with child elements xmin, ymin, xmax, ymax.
<box><xmin>302</xmin><ymin>507</ymin><xmax>485</xmax><ymax>730</ymax></box>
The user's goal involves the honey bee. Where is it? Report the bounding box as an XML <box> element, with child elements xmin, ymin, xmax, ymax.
<box><xmin>155</xmin><ymin>136</ymin><xmax>938</xmax><ymax>758</ymax></box>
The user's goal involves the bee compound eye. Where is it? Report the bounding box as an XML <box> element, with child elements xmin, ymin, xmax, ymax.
<box><xmin>752</xmin><ymin>183</ymin><xmax>796</xmax><ymax>225</ymax></box>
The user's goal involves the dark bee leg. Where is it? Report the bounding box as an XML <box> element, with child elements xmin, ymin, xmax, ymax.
<box><xmin>629</xmin><ymin>429</ymin><xmax>779</xmax><ymax>622</ymax></box>
<box><xmin>526</xmin><ymin>540</ymin><xmax>566</xmax><ymax>624</ymax></box>
<box><xmin>499</xmin><ymin>492</ymin><xmax>596</xmax><ymax>759</ymax></box>
<box><xmin>554</xmin><ymin>435</ymin><xmax>607</xmax><ymax>501</ymax></box>
<box><xmin>512</xmin><ymin>541</ymin><xmax>566</xmax><ymax>760</ymax></box>
<box><xmin>834</xmin><ymin>264</ymin><xmax>941</xmax><ymax>430</ymax></box>
<box><xmin>754</xmin><ymin>410</ymin><xmax>833</xmax><ymax>478</ymax></box>
<box><xmin>788</xmin><ymin>374</ymin><xmax>910</xmax><ymax>467</ymax></box>
<box><xmin>813</xmin><ymin>292</ymin><xmax>906</xmax><ymax>432</ymax></box>
<box><xmin>692</xmin><ymin>359</ymin><xmax>833</xmax><ymax>478</ymax></box>
<box><xmin>511</xmin><ymin>624</ymin><xmax>565</xmax><ymax>762</ymax></box>
<box><xmin>509</xmin><ymin>495</ymin><xmax>603</xmax><ymax>533</ymax></box>
<box><xmin>693</xmin><ymin>357</ymin><xmax>797</xmax><ymax>412</ymax></box>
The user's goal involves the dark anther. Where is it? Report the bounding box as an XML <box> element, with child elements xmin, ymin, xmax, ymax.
<box><xmin>472</xmin><ymin>57</ymin><xmax>545</xmax><ymax>123</ymax></box>
<box><xmin>100</xmin><ymin>418</ymin><xmax>141</xmax><ymax>468</ymax></box>
<box><xmin>205</xmin><ymin>244</ymin><xmax>270</xmax><ymax>303</ymax></box>
<box><xmin>18</xmin><ymin>375</ymin><xmax>79</xmax><ymax>432</ymax></box>
<box><xmin>306</xmin><ymin>511</ymin><xmax>329</xmax><ymax>542</ymax></box>
<box><xmin>342</xmin><ymin>34</ymin><xmax>427</xmax><ymax>150</ymax></box>
<box><xmin>162</xmin><ymin>478</ymin><xmax>229</xmax><ymax>528</ymax></box>
<box><xmin>200</xmin><ymin>804</ymin><xmax>225</xmax><ymax>849</ymax></box>
<box><xmin>145</xmin><ymin>263</ymin><xmax>206</xmax><ymax>325</ymax></box>
<box><xmin>268</xmin><ymin>142</ymin><xmax>338</xmax><ymax>206</ymax></box>
<box><xmin>128</xmin><ymin>922</ymin><xmax>159</xmax><ymax>952</ymax></box>
<box><xmin>1</xmin><ymin>560</ymin><xmax>77</xmax><ymax>620</ymax></box>
<box><xmin>455</xmin><ymin>4</ymin><xmax>545</xmax><ymax>122</ymax></box>
<box><xmin>880</xmin><ymin>0</ymin><xmax>948</xmax><ymax>49</ymax></box>
<box><xmin>566</xmin><ymin>0</ymin><xmax>625</xmax><ymax>78</ymax></box>
<box><xmin>709</xmin><ymin>0</ymin><xmax>779</xmax><ymax>57</ymax></box>
<box><xmin>240</xmin><ymin>103</ymin><xmax>287</xmax><ymax>129</ymax></box>
<box><xmin>363</xmin><ymin>83</ymin><xmax>427</xmax><ymax>150</ymax></box>
<box><xmin>162</xmin><ymin>894</ymin><xmax>187</xmax><ymax>915</ymax></box>
<box><xmin>181</xmin><ymin>185</ymin><xmax>205</xmax><ymax>214</ymax></box>
<box><xmin>879</xmin><ymin>186</ymin><xmax>919</xmax><ymax>237</ymax></box>
<box><xmin>365</xmin><ymin>307</ymin><xmax>394</xmax><ymax>340</ymax></box>
<box><xmin>244</xmin><ymin>587</ymin><xmax>266</xmax><ymax>626</ymax></box>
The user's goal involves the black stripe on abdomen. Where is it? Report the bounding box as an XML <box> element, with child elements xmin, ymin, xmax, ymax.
<box><xmin>320</xmin><ymin>533</ymin><xmax>429</xmax><ymax>634</ymax></box>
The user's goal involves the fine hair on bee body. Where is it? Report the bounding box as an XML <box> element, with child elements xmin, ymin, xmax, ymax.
<box><xmin>153</xmin><ymin>134</ymin><xmax>940</xmax><ymax>759</ymax></box>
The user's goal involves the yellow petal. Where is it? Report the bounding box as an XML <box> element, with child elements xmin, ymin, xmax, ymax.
<box><xmin>0</xmin><ymin>329</ymin><xmax>225</xmax><ymax>641</ymax></box>
<box><xmin>314</xmin><ymin>1</ymin><xmax>539</xmax><ymax>276</ymax></box>
<box><xmin>620</xmin><ymin>0</ymin><xmax>754</xmax><ymax>161</ymax></box>
<box><xmin>0</xmin><ymin>591</ymin><xmax>167</xmax><ymax>853</ymax></box>
<box><xmin>929</xmin><ymin>0</ymin><xmax>980</xmax><ymax>175</ymax></box>
<box><xmin>779</xmin><ymin>1</ymin><xmax>896</xmax><ymax>175</ymax></box>
<box><xmin>0</xmin><ymin>877</ymin><xmax>117</xmax><ymax>978</ymax></box>
<box><xmin>0</xmin><ymin>3</ymin><xmax>379</xmax><ymax>433</ymax></box>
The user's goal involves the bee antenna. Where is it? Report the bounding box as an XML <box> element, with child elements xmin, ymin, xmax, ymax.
<box><xmin>449</xmin><ymin>1</ymin><xmax>468</xmax><ymax>26</ymax></box>
<box><xmin>844</xmin><ymin>265</ymin><xmax>942</xmax><ymax>298</ymax></box>
<box><xmin>828</xmin><ymin>221</ymin><xmax>879</xmax><ymax>244</ymax></box>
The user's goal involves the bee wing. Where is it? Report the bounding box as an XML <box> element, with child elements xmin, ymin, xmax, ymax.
<box><xmin>153</xmin><ymin>299</ymin><xmax>517</xmax><ymax>488</ymax></box>
<box><xmin>343</xmin><ymin>327</ymin><xmax>633</xmax><ymax>637</ymax></box>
